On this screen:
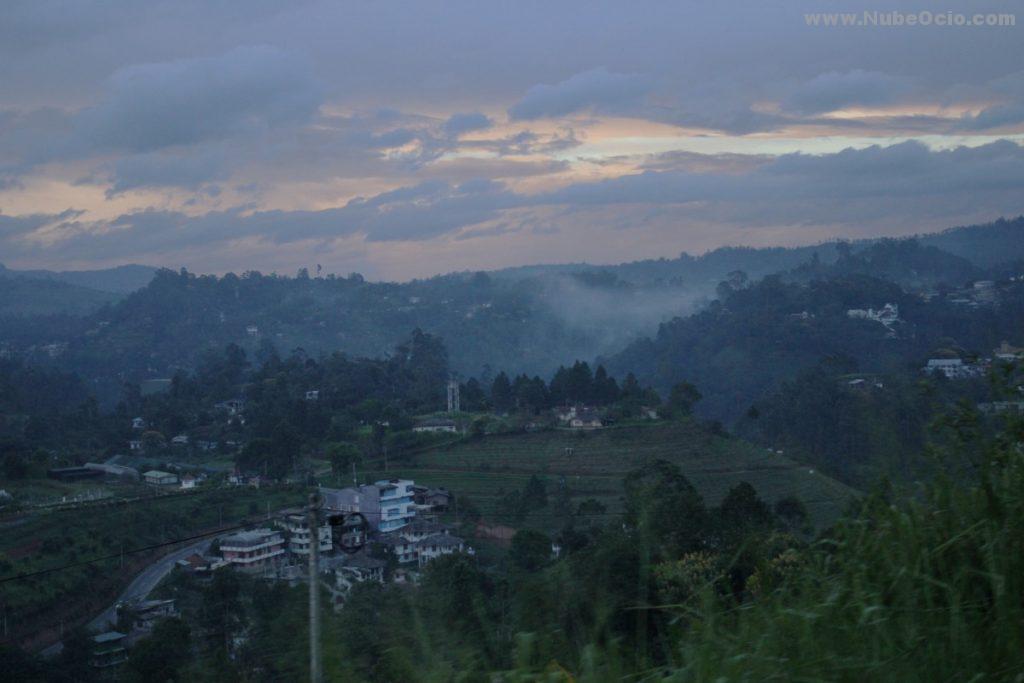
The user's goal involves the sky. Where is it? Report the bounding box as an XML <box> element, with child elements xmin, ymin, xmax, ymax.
<box><xmin>1</xmin><ymin>0</ymin><xmax>1023</xmax><ymax>280</ymax></box>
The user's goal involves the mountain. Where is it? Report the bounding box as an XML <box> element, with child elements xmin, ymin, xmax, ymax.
<box><xmin>919</xmin><ymin>215</ymin><xmax>1024</xmax><ymax>267</ymax></box>
<box><xmin>603</xmin><ymin>263</ymin><xmax>1024</xmax><ymax>424</ymax></box>
<box><xmin>2</xmin><ymin>217</ymin><xmax>1022</xmax><ymax>406</ymax></box>
<box><xmin>0</xmin><ymin>275</ymin><xmax>120</xmax><ymax>317</ymax></box>
<box><xmin>0</xmin><ymin>263</ymin><xmax>157</xmax><ymax>294</ymax></box>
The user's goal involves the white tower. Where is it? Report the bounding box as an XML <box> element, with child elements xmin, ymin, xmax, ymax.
<box><xmin>446</xmin><ymin>379</ymin><xmax>460</xmax><ymax>413</ymax></box>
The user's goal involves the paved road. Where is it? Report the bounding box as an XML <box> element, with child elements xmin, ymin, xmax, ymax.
<box><xmin>89</xmin><ymin>538</ymin><xmax>212</xmax><ymax>630</ymax></box>
<box><xmin>40</xmin><ymin>538</ymin><xmax>211</xmax><ymax>657</ymax></box>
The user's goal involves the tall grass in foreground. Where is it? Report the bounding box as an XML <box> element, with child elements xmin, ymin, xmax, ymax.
<box><xmin>670</xmin><ymin>438</ymin><xmax>1024</xmax><ymax>681</ymax></box>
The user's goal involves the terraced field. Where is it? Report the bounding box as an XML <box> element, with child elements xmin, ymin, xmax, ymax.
<box><xmin>364</xmin><ymin>420</ymin><xmax>860</xmax><ymax>532</ymax></box>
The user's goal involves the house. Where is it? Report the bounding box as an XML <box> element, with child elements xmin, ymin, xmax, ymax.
<box><xmin>321</xmin><ymin>479</ymin><xmax>416</xmax><ymax>532</ymax></box>
<box><xmin>846</xmin><ymin>378</ymin><xmax>884</xmax><ymax>392</ymax></box>
<box><xmin>305</xmin><ymin>390</ymin><xmax>320</xmax><ymax>401</ymax></box>
<box><xmin>214</xmin><ymin>399</ymin><xmax>245</xmax><ymax>416</ymax></box>
<box><xmin>196</xmin><ymin>440</ymin><xmax>219</xmax><ymax>452</ymax></box>
<box><xmin>415</xmin><ymin>534</ymin><xmax>471</xmax><ymax>567</ymax></box>
<box><xmin>972</xmin><ymin>280</ymin><xmax>997</xmax><ymax>304</ymax></box>
<box><xmin>334</xmin><ymin>551</ymin><xmax>386</xmax><ymax>587</ymax></box>
<box><xmin>413</xmin><ymin>418</ymin><xmax>458</xmax><ymax>433</ymax></box>
<box><xmin>377</xmin><ymin>533</ymin><xmax>418</xmax><ymax>564</ymax></box>
<box><xmin>129</xmin><ymin>440</ymin><xmax>143</xmax><ymax>451</ymax></box>
<box><xmin>413</xmin><ymin>487</ymin><xmax>452</xmax><ymax>511</ymax></box>
<box><xmin>923</xmin><ymin>358</ymin><xmax>983</xmax><ymax>380</ymax></box>
<box><xmin>119</xmin><ymin>598</ymin><xmax>177</xmax><ymax>631</ymax></box>
<box><xmin>84</xmin><ymin>462</ymin><xmax>140</xmax><ymax>480</ymax></box>
<box><xmin>978</xmin><ymin>401</ymin><xmax>1024</xmax><ymax>415</ymax></box>
<box><xmin>171</xmin><ymin>434</ymin><xmax>189</xmax><ymax>446</ymax></box>
<box><xmin>570</xmin><ymin>409</ymin><xmax>603</xmax><ymax>429</ymax></box>
<box><xmin>401</xmin><ymin>519</ymin><xmax>451</xmax><ymax>543</ymax></box>
<box><xmin>276</xmin><ymin>512</ymin><xmax>333</xmax><ymax>556</ymax></box>
<box><xmin>47</xmin><ymin>466</ymin><xmax>104</xmax><ymax>482</ymax></box>
<box><xmin>641</xmin><ymin>406</ymin><xmax>660</xmax><ymax>420</ymax></box>
<box><xmin>91</xmin><ymin>631</ymin><xmax>128</xmax><ymax>668</ymax></box>
<box><xmin>847</xmin><ymin>303</ymin><xmax>900</xmax><ymax>328</ymax></box>
<box><xmin>143</xmin><ymin>470</ymin><xmax>178</xmax><ymax>487</ymax></box>
<box><xmin>175</xmin><ymin>553</ymin><xmax>227</xmax><ymax>576</ymax></box>
<box><xmin>554</xmin><ymin>406</ymin><xmax>578</xmax><ymax>422</ymax></box>
<box><xmin>131</xmin><ymin>417</ymin><xmax>147</xmax><ymax>430</ymax></box>
<box><xmin>220</xmin><ymin>528</ymin><xmax>286</xmax><ymax>573</ymax></box>
<box><xmin>180</xmin><ymin>474</ymin><xmax>197</xmax><ymax>490</ymax></box>
<box><xmin>246</xmin><ymin>325</ymin><xmax>259</xmax><ymax>337</ymax></box>
<box><xmin>994</xmin><ymin>341</ymin><xmax>1024</xmax><ymax>362</ymax></box>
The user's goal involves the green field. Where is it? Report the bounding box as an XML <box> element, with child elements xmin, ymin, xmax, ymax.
<box><xmin>363</xmin><ymin>421</ymin><xmax>859</xmax><ymax>532</ymax></box>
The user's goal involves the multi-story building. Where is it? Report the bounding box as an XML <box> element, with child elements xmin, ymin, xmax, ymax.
<box><xmin>321</xmin><ymin>479</ymin><xmax>416</xmax><ymax>532</ymax></box>
<box><xmin>220</xmin><ymin>528</ymin><xmax>286</xmax><ymax>572</ymax></box>
<box><xmin>276</xmin><ymin>512</ymin><xmax>332</xmax><ymax>556</ymax></box>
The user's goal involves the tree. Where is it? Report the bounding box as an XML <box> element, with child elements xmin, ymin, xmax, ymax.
<box><xmin>667</xmin><ymin>381</ymin><xmax>702</xmax><ymax>417</ymax></box>
<box><xmin>774</xmin><ymin>495</ymin><xmax>809</xmax><ymax>530</ymax></box>
<box><xmin>718</xmin><ymin>482</ymin><xmax>774</xmax><ymax>532</ymax></box>
<box><xmin>326</xmin><ymin>442</ymin><xmax>361</xmax><ymax>481</ymax></box>
<box><xmin>57</xmin><ymin>627</ymin><xmax>96</xmax><ymax>682</ymax></box>
<box><xmin>624</xmin><ymin>460</ymin><xmax>708</xmax><ymax>557</ymax></box>
<box><xmin>510</xmin><ymin>529</ymin><xmax>552</xmax><ymax>572</ymax></box>
<box><xmin>491</xmin><ymin>372</ymin><xmax>513</xmax><ymax>412</ymax></box>
<box><xmin>125</xmin><ymin>618</ymin><xmax>191</xmax><ymax>682</ymax></box>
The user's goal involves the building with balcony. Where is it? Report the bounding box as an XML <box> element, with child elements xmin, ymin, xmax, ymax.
<box><xmin>220</xmin><ymin>528</ymin><xmax>286</xmax><ymax>572</ymax></box>
<box><xmin>276</xmin><ymin>512</ymin><xmax>332</xmax><ymax>556</ymax></box>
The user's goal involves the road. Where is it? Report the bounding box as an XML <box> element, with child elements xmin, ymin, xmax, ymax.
<box><xmin>40</xmin><ymin>537</ymin><xmax>212</xmax><ymax>657</ymax></box>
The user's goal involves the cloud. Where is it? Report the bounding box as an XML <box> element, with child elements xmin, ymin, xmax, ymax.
<box><xmin>508</xmin><ymin>68</ymin><xmax>652</xmax><ymax>120</ymax></box>
<box><xmin>784</xmin><ymin>70</ymin><xmax>909</xmax><ymax>115</ymax></box>
<box><xmin>7</xmin><ymin>139</ymin><xmax>1022</xmax><ymax>266</ymax></box>
<box><xmin>104</xmin><ymin>148</ymin><xmax>230</xmax><ymax>195</ymax></box>
<box><xmin>75</xmin><ymin>45</ymin><xmax>323</xmax><ymax>153</ymax></box>
<box><xmin>953</xmin><ymin>71</ymin><xmax>1024</xmax><ymax>131</ymax></box>
<box><xmin>442</xmin><ymin>112</ymin><xmax>492</xmax><ymax>136</ymax></box>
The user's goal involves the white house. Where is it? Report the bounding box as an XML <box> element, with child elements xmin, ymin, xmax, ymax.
<box><xmin>143</xmin><ymin>470</ymin><xmax>178</xmax><ymax>486</ymax></box>
<box><xmin>305</xmin><ymin>390</ymin><xmax>320</xmax><ymax>401</ymax></box>
<box><xmin>180</xmin><ymin>474</ymin><xmax>197</xmax><ymax>490</ymax></box>
<box><xmin>171</xmin><ymin>434</ymin><xmax>189</xmax><ymax>446</ymax></box>
<box><xmin>924</xmin><ymin>358</ymin><xmax>983</xmax><ymax>380</ymax></box>
<box><xmin>415</xmin><ymin>534</ymin><xmax>472</xmax><ymax>567</ymax></box>
<box><xmin>570</xmin><ymin>409</ymin><xmax>603</xmax><ymax>429</ymax></box>
<box><xmin>413</xmin><ymin>418</ymin><xmax>457</xmax><ymax>433</ymax></box>
<box><xmin>131</xmin><ymin>417</ymin><xmax>147</xmax><ymax>430</ymax></box>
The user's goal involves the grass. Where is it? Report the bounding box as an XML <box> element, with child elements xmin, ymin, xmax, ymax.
<box><xmin>667</xmin><ymin>445</ymin><xmax>1024</xmax><ymax>681</ymax></box>
<box><xmin>360</xmin><ymin>420</ymin><xmax>859</xmax><ymax>533</ymax></box>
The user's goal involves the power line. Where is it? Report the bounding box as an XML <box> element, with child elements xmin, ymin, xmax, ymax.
<box><xmin>0</xmin><ymin>518</ymin><xmax>267</xmax><ymax>585</ymax></box>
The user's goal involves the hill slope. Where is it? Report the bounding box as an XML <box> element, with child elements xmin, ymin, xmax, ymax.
<box><xmin>369</xmin><ymin>421</ymin><xmax>858</xmax><ymax>532</ymax></box>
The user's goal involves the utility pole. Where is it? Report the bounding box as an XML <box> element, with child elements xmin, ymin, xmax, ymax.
<box><xmin>351</xmin><ymin>461</ymin><xmax>357</xmax><ymax>487</ymax></box>
<box><xmin>307</xmin><ymin>491</ymin><xmax>322</xmax><ymax>683</ymax></box>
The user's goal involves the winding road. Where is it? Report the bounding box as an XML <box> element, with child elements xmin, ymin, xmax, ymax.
<box><xmin>40</xmin><ymin>538</ymin><xmax>212</xmax><ymax>657</ymax></box>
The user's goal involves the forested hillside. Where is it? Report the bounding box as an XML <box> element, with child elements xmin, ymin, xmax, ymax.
<box><xmin>604</xmin><ymin>241</ymin><xmax>1024</xmax><ymax>425</ymax></box>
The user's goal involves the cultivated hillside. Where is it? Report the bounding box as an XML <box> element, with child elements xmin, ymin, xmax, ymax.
<box><xmin>368</xmin><ymin>421</ymin><xmax>859</xmax><ymax>532</ymax></box>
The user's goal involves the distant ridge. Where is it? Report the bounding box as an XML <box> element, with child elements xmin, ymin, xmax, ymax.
<box><xmin>0</xmin><ymin>263</ymin><xmax>158</xmax><ymax>294</ymax></box>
